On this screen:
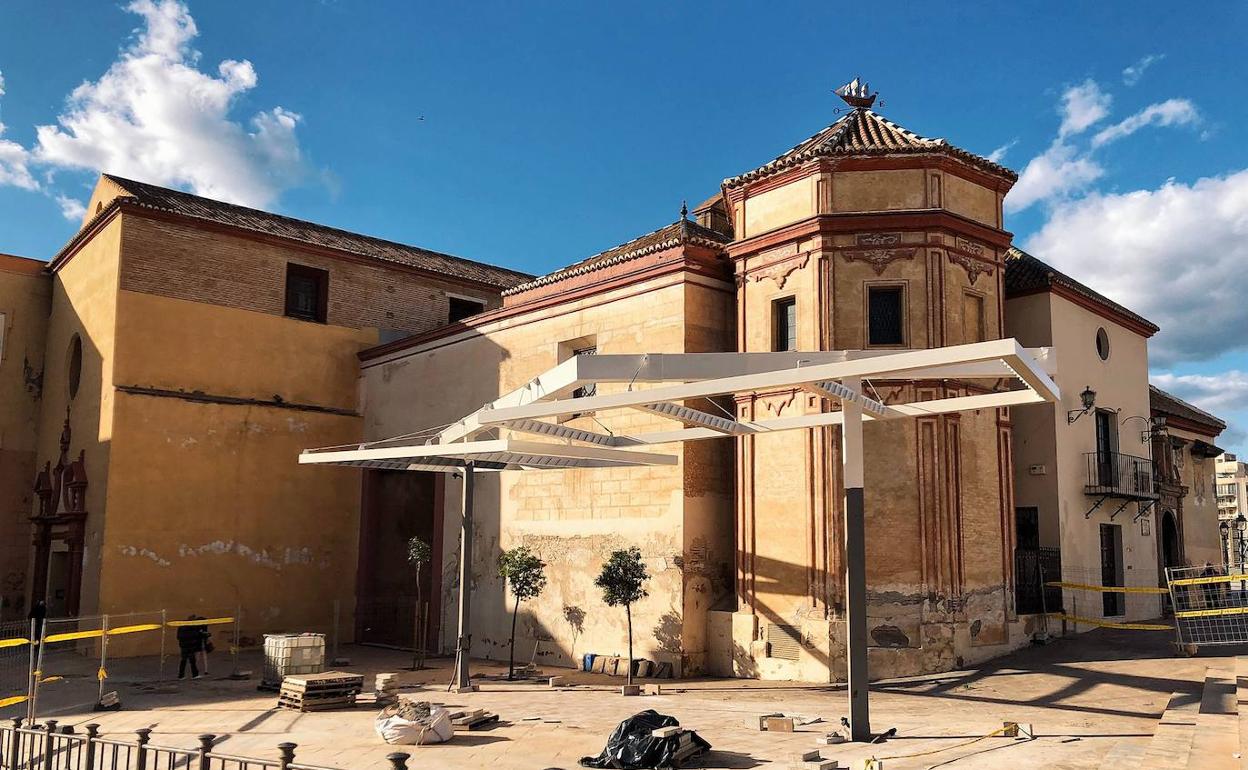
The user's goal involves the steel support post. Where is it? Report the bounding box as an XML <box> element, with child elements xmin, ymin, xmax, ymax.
<box><xmin>451</xmin><ymin>462</ymin><xmax>475</xmax><ymax>691</ymax></box>
<box><xmin>841</xmin><ymin>377</ymin><xmax>870</xmax><ymax>741</ymax></box>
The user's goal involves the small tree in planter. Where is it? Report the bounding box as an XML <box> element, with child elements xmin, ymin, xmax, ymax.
<box><xmin>594</xmin><ymin>547</ymin><xmax>649</xmax><ymax>686</ymax></box>
<box><xmin>498</xmin><ymin>545</ymin><xmax>548</xmax><ymax>680</ymax></box>
<box><xmin>406</xmin><ymin>536</ymin><xmax>433</xmax><ymax>671</ymax></box>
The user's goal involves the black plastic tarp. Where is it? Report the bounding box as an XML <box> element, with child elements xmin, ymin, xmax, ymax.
<box><xmin>579</xmin><ymin>710</ymin><xmax>711</xmax><ymax>769</ymax></box>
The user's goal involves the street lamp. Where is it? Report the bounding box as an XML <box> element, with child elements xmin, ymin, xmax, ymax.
<box><xmin>1237</xmin><ymin>513</ymin><xmax>1247</xmax><ymax>573</ymax></box>
<box><xmin>1067</xmin><ymin>386</ymin><xmax>1097</xmax><ymax>424</ymax></box>
<box><xmin>1222</xmin><ymin>520</ymin><xmax>1231</xmax><ymax>566</ymax></box>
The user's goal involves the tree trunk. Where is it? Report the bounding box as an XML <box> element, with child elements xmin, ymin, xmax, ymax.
<box><xmin>508</xmin><ymin>594</ymin><xmax>519</xmax><ymax>680</ymax></box>
<box><xmin>412</xmin><ymin>567</ymin><xmax>423</xmax><ymax>671</ymax></box>
<box><xmin>626</xmin><ymin>603</ymin><xmax>634</xmax><ymax>686</ymax></box>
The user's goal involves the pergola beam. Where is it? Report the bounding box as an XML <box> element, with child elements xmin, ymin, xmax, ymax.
<box><xmin>475</xmin><ymin>340</ymin><xmax>1046</xmax><ymax>427</ymax></box>
<box><xmin>635</xmin><ymin>401</ymin><xmax>754</xmax><ymax>435</ymax></box>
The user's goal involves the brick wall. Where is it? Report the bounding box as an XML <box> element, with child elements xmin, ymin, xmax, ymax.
<box><xmin>119</xmin><ymin>213</ymin><xmax>504</xmax><ymax>334</ymax></box>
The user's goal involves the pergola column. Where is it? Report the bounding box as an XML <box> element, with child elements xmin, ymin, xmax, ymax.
<box><xmin>451</xmin><ymin>462</ymin><xmax>475</xmax><ymax>692</ymax></box>
<box><xmin>841</xmin><ymin>377</ymin><xmax>870</xmax><ymax>740</ymax></box>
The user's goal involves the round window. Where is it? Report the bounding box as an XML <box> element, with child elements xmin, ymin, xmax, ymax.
<box><xmin>1095</xmin><ymin>327</ymin><xmax>1110</xmax><ymax>361</ymax></box>
<box><xmin>67</xmin><ymin>334</ymin><xmax>83</xmax><ymax>399</ymax></box>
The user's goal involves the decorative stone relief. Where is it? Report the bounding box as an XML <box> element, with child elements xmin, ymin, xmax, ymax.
<box><xmin>841</xmin><ymin>232</ymin><xmax>917</xmax><ymax>275</ymax></box>
<box><xmin>948</xmin><ymin>249</ymin><xmax>992</xmax><ymax>286</ymax></box>
<box><xmin>764</xmin><ymin>392</ymin><xmax>795</xmax><ymax>416</ymax></box>
<box><xmin>750</xmin><ymin>253</ymin><xmax>809</xmax><ymax>289</ymax></box>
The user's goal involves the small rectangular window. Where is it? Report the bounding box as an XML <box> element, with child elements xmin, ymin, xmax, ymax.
<box><xmin>448</xmin><ymin>296</ymin><xmax>486</xmax><ymax>324</ymax></box>
<box><xmin>284</xmin><ymin>264</ymin><xmax>328</xmax><ymax>323</ymax></box>
<box><xmin>867</xmin><ymin>285</ymin><xmax>905</xmax><ymax>346</ymax></box>
<box><xmin>772</xmin><ymin>297</ymin><xmax>797</xmax><ymax>352</ymax></box>
<box><xmin>963</xmin><ymin>292</ymin><xmax>986</xmax><ymax>343</ymax></box>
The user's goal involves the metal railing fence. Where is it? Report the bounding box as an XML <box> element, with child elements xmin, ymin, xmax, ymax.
<box><xmin>1083</xmin><ymin>450</ymin><xmax>1156</xmax><ymax>498</ymax></box>
<box><xmin>1</xmin><ymin>720</ymin><xmax>411</xmax><ymax>770</ymax></box>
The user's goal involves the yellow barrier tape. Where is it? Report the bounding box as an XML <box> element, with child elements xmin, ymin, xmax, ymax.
<box><xmin>44</xmin><ymin>629</ymin><xmax>104</xmax><ymax>643</ymax></box>
<box><xmin>1172</xmin><ymin>573</ymin><xmax>1248</xmax><ymax>586</ymax></box>
<box><xmin>97</xmin><ymin>667</ymin><xmax>107</xmax><ymax>681</ymax></box>
<box><xmin>1175</xmin><ymin>606</ymin><xmax>1248</xmax><ymax>619</ymax></box>
<box><xmin>107</xmin><ymin>623</ymin><xmax>161</xmax><ymax>636</ymax></box>
<box><xmin>1048</xmin><ymin>612</ymin><xmax>1172</xmax><ymax>631</ymax></box>
<box><xmin>41</xmin><ymin>676</ymin><xmax>62</xmax><ymax>684</ymax></box>
<box><xmin>165</xmin><ymin>617</ymin><xmax>234</xmax><ymax>627</ymax></box>
<box><xmin>1046</xmin><ymin>581</ymin><xmax>1168</xmax><ymax>595</ymax></box>
<box><xmin>0</xmin><ymin>637</ymin><xmax>30</xmax><ymax>649</ymax></box>
<box><xmin>0</xmin><ymin>695</ymin><xmax>28</xmax><ymax>709</ymax></box>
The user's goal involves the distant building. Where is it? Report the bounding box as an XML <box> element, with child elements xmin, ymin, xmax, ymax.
<box><xmin>1216</xmin><ymin>453</ymin><xmax>1248</xmax><ymax>520</ymax></box>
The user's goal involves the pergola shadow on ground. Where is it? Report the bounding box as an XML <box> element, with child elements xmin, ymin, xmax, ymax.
<box><xmin>3</xmin><ymin>627</ymin><xmax>1229</xmax><ymax>770</ymax></box>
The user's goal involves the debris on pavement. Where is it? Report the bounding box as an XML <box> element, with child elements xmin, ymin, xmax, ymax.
<box><xmin>579</xmin><ymin>710</ymin><xmax>710</xmax><ymax>769</ymax></box>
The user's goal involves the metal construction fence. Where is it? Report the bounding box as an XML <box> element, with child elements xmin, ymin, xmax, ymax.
<box><xmin>0</xmin><ymin>720</ymin><xmax>412</xmax><ymax>770</ymax></box>
<box><xmin>1166</xmin><ymin>563</ymin><xmax>1248</xmax><ymax>646</ymax></box>
<box><xmin>0</xmin><ymin>602</ymin><xmax>359</xmax><ymax>725</ymax></box>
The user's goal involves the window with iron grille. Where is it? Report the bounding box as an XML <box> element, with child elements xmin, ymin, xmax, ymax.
<box><xmin>284</xmin><ymin>263</ymin><xmax>328</xmax><ymax>323</ymax></box>
<box><xmin>773</xmin><ymin>297</ymin><xmax>797</xmax><ymax>352</ymax></box>
<box><xmin>867</xmin><ymin>285</ymin><xmax>905</xmax><ymax>346</ymax></box>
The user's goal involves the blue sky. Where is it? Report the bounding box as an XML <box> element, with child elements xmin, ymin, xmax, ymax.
<box><xmin>2</xmin><ymin>1</ymin><xmax>1247</xmax><ymax>451</ymax></box>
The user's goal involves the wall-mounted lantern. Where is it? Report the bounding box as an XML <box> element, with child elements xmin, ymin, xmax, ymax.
<box><xmin>1067</xmin><ymin>385</ymin><xmax>1097</xmax><ymax>424</ymax></box>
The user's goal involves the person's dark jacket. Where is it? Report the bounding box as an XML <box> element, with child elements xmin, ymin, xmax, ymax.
<box><xmin>176</xmin><ymin>624</ymin><xmax>208</xmax><ymax>653</ymax></box>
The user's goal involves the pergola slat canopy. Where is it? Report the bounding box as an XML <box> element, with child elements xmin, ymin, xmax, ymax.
<box><xmin>301</xmin><ymin>338</ymin><xmax>1058</xmax><ymax>469</ymax></box>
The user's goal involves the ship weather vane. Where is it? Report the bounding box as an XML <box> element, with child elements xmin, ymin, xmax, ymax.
<box><xmin>833</xmin><ymin>77</ymin><xmax>883</xmax><ymax>112</ymax></box>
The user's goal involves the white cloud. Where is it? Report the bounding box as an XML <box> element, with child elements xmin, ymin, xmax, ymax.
<box><xmin>55</xmin><ymin>194</ymin><xmax>86</xmax><ymax>221</ymax></box>
<box><xmin>1004</xmin><ymin>141</ymin><xmax>1104</xmax><ymax>213</ymax></box>
<box><xmin>1123</xmin><ymin>54</ymin><xmax>1164</xmax><ymax>86</ymax></box>
<box><xmin>1006</xmin><ymin>80</ymin><xmax>1203</xmax><ymax>213</ymax></box>
<box><xmin>0</xmin><ymin>71</ymin><xmax>38</xmax><ymax>191</ymax></box>
<box><xmin>987</xmin><ymin>138</ymin><xmax>1018</xmax><ymax>164</ymax></box>
<box><xmin>1059</xmin><ymin>79</ymin><xmax>1111</xmax><ymax>138</ymax></box>
<box><xmin>3</xmin><ymin>0</ymin><xmax>306</xmax><ymax>212</ymax></box>
<box><xmin>1091</xmin><ymin>98</ymin><xmax>1199</xmax><ymax>148</ymax></box>
<box><xmin>1023</xmin><ymin>169</ymin><xmax>1248</xmax><ymax>366</ymax></box>
<box><xmin>1151</xmin><ymin>371</ymin><xmax>1248</xmax><ymax>418</ymax></box>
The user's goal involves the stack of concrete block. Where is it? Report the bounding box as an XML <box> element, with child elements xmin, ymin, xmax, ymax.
<box><xmin>789</xmin><ymin>750</ymin><xmax>841</xmax><ymax>770</ymax></box>
<box><xmin>375</xmin><ymin>673</ymin><xmax>399</xmax><ymax>702</ymax></box>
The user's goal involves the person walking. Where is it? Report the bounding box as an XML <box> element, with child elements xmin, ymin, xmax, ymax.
<box><xmin>177</xmin><ymin>615</ymin><xmax>207</xmax><ymax>680</ymax></box>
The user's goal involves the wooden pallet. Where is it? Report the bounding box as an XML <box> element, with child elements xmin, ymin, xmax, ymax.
<box><xmin>276</xmin><ymin>672</ymin><xmax>363</xmax><ymax>712</ymax></box>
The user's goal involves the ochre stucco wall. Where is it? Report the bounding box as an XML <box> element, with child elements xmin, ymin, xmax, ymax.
<box><xmin>0</xmin><ymin>256</ymin><xmax>51</xmax><ymax>619</ymax></box>
<box><xmin>96</xmin><ymin>289</ymin><xmax>376</xmax><ymax>643</ymax></box>
<box><xmin>33</xmin><ymin>218</ymin><xmax>123</xmax><ymax>618</ymax></box>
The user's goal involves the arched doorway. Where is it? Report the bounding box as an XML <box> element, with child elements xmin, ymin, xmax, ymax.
<box><xmin>1161</xmin><ymin>510</ymin><xmax>1182</xmax><ymax>571</ymax></box>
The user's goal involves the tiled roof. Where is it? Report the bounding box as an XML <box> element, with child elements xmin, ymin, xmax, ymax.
<box><xmin>502</xmin><ymin>218</ymin><xmax>731</xmax><ymax>296</ymax></box>
<box><xmin>723</xmin><ymin>108</ymin><xmax>1015</xmax><ymax>189</ymax></box>
<box><xmin>1150</xmin><ymin>385</ymin><xmax>1226</xmax><ymax>434</ymax></box>
<box><xmin>99</xmin><ymin>174</ymin><xmax>532</xmax><ymax>289</ymax></box>
<box><xmin>1004</xmin><ymin>247</ymin><xmax>1159</xmax><ymax>334</ymax></box>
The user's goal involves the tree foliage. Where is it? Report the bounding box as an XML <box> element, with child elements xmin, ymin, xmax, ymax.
<box><xmin>594</xmin><ymin>547</ymin><xmax>649</xmax><ymax>607</ymax></box>
<box><xmin>406</xmin><ymin>536</ymin><xmax>432</xmax><ymax>567</ymax></box>
<box><xmin>498</xmin><ymin>546</ymin><xmax>548</xmax><ymax>602</ymax></box>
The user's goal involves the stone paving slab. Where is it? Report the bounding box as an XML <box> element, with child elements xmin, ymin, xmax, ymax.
<box><xmin>3</xmin><ymin>628</ymin><xmax>1243</xmax><ymax>769</ymax></box>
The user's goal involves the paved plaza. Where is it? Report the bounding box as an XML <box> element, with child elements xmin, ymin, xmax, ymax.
<box><xmin>3</xmin><ymin>627</ymin><xmax>1237</xmax><ymax>769</ymax></box>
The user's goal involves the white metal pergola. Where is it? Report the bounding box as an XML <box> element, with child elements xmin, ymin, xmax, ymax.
<box><xmin>300</xmin><ymin>338</ymin><xmax>1059</xmax><ymax>739</ymax></box>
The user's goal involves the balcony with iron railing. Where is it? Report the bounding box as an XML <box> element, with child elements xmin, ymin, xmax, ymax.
<box><xmin>1084</xmin><ymin>451</ymin><xmax>1158</xmax><ymax>500</ymax></box>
